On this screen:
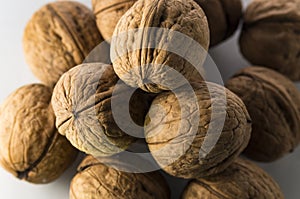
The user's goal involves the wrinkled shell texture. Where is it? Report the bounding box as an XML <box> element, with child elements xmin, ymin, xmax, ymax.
<box><xmin>145</xmin><ymin>81</ymin><xmax>251</xmax><ymax>179</ymax></box>
<box><xmin>52</xmin><ymin>63</ymin><xmax>151</xmax><ymax>157</ymax></box>
<box><xmin>111</xmin><ymin>0</ymin><xmax>209</xmax><ymax>93</ymax></box>
<box><xmin>0</xmin><ymin>84</ymin><xmax>77</xmax><ymax>184</ymax></box>
<box><xmin>195</xmin><ymin>0</ymin><xmax>242</xmax><ymax>46</ymax></box>
<box><xmin>240</xmin><ymin>0</ymin><xmax>300</xmax><ymax>80</ymax></box>
<box><xmin>70</xmin><ymin>155</ymin><xmax>170</xmax><ymax>199</ymax></box>
<box><xmin>182</xmin><ymin>158</ymin><xmax>284</xmax><ymax>199</ymax></box>
<box><xmin>226</xmin><ymin>67</ymin><xmax>300</xmax><ymax>162</ymax></box>
<box><xmin>92</xmin><ymin>0</ymin><xmax>138</xmax><ymax>41</ymax></box>
<box><xmin>23</xmin><ymin>1</ymin><xmax>103</xmax><ymax>86</ymax></box>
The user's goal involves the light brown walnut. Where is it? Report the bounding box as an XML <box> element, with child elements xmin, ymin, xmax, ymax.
<box><xmin>240</xmin><ymin>0</ymin><xmax>300</xmax><ymax>80</ymax></box>
<box><xmin>145</xmin><ymin>81</ymin><xmax>252</xmax><ymax>179</ymax></box>
<box><xmin>226</xmin><ymin>66</ymin><xmax>300</xmax><ymax>162</ymax></box>
<box><xmin>182</xmin><ymin>158</ymin><xmax>284</xmax><ymax>199</ymax></box>
<box><xmin>23</xmin><ymin>1</ymin><xmax>103</xmax><ymax>87</ymax></box>
<box><xmin>0</xmin><ymin>84</ymin><xmax>78</xmax><ymax>184</ymax></box>
<box><xmin>52</xmin><ymin>63</ymin><xmax>153</xmax><ymax>157</ymax></box>
<box><xmin>92</xmin><ymin>0</ymin><xmax>138</xmax><ymax>41</ymax></box>
<box><xmin>70</xmin><ymin>155</ymin><xmax>170</xmax><ymax>199</ymax></box>
<box><xmin>111</xmin><ymin>0</ymin><xmax>210</xmax><ymax>93</ymax></box>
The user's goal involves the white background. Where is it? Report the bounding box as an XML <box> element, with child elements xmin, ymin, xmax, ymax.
<box><xmin>0</xmin><ymin>0</ymin><xmax>300</xmax><ymax>198</ymax></box>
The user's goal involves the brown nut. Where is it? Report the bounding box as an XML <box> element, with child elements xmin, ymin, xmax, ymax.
<box><xmin>0</xmin><ymin>84</ymin><xmax>78</xmax><ymax>184</ymax></box>
<box><xmin>92</xmin><ymin>0</ymin><xmax>138</xmax><ymax>41</ymax></box>
<box><xmin>226</xmin><ymin>66</ymin><xmax>300</xmax><ymax>162</ymax></box>
<box><xmin>145</xmin><ymin>81</ymin><xmax>251</xmax><ymax>179</ymax></box>
<box><xmin>23</xmin><ymin>1</ymin><xmax>103</xmax><ymax>87</ymax></box>
<box><xmin>195</xmin><ymin>0</ymin><xmax>242</xmax><ymax>46</ymax></box>
<box><xmin>239</xmin><ymin>0</ymin><xmax>300</xmax><ymax>80</ymax></box>
<box><xmin>70</xmin><ymin>155</ymin><xmax>170</xmax><ymax>199</ymax></box>
<box><xmin>111</xmin><ymin>0</ymin><xmax>209</xmax><ymax>93</ymax></box>
<box><xmin>182</xmin><ymin>158</ymin><xmax>284</xmax><ymax>199</ymax></box>
<box><xmin>52</xmin><ymin>63</ymin><xmax>152</xmax><ymax>157</ymax></box>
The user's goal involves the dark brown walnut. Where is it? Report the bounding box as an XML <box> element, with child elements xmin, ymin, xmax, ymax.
<box><xmin>111</xmin><ymin>0</ymin><xmax>209</xmax><ymax>93</ymax></box>
<box><xmin>52</xmin><ymin>63</ymin><xmax>153</xmax><ymax>157</ymax></box>
<box><xmin>226</xmin><ymin>67</ymin><xmax>300</xmax><ymax>162</ymax></box>
<box><xmin>92</xmin><ymin>0</ymin><xmax>138</xmax><ymax>41</ymax></box>
<box><xmin>0</xmin><ymin>84</ymin><xmax>78</xmax><ymax>184</ymax></box>
<box><xmin>240</xmin><ymin>0</ymin><xmax>300</xmax><ymax>80</ymax></box>
<box><xmin>182</xmin><ymin>158</ymin><xmax>284</xmax><ymax>199</ymax></box>
<box><xmin>194</xmin><ymin>0</ymin><xmax>242</xmax><ymax>47</ymax></box>
<box><xmin>23</xmin><ymin>1</ymin><xmax>103</xmax><ymax>87</ymax></box>
<box><xmin>145</xmin><ymin>81</ymin><xmax>251</xmax><ymax>179</ymax></box>
<box><xmin>70</xmin><ymin>155</ymin><xmax>170</xmax><ymax>199</ymax></box>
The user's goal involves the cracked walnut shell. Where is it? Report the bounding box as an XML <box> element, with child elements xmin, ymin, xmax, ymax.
<box><xmin>182</xmin><ymin>158</ymin><xmax>284</xmax><ymax>199</ymax></box>
<box><xmin>52</xmin><ymin>63</ymin><xmax>152</xmax><ymax>157</ymax></box>
<box><xmin>145</xmin><ymin>81</ymin><xmax>252</xmax><ymax>179</ymax></box>
<box><xmin>23</xmin><ymin>1</ymin><xmax>103</xmax><ymax>87</ymax></box>
<box><xmin>92</xmin><ymin>0</ymin><xmax>138</xmax><ymax>41</ymax></box>
<box><xmin>0</xmin><ymin>84</ymin><xmax>78</xmax><ymax>184</ymax></box>
<box><xmin>226</xmin><ymin>67</ymin><xmax>300</xmax><ymax>162</ymax></box>
<box><xmin>111</xmin><ymin>0</ymin><xmax>209</xmax><ymax>93</ymax></box>
<box><xmin>239</xmin><ymin>0</ymin><xmax>300</xmax><ymax>80</ymax></box>
<box><xmin>70</xmin><ymin>155</ymin><xmax>170</xmax><ymax>199</ymax></box>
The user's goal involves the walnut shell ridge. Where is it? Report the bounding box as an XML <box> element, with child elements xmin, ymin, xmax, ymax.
<box><xmin>0</xmin><ymin>84</ymin><xmax>78</xmax><ymax>184</ymax></box>
<box><xmin>195</xmin><ymin>0</ymin><xmax>242</xmax><ymax>47</ymax></box>
<box><xmin>240</xmin><ymin>0</ymin><xmax>300</xmax><ymax>80</ymax></box>
<box><xmin>23</xmin><ymin>1</ymin><xmax>103</xmax><ymax>87</ymax></box>
<box><xmin>182</xmin><ymin>158</ymin><xmax>284</xmax><ymax>199</ymax></box>
<box><xmin>52</xmin><ymin>63</ymin><xmax>151</xmax><ymax>157</ymax></box>
<box><xmin>111</xmin><ymin>0</ymin><xmax>209</xmax><ymax>93</ymax></box>
<box><xmin>145</xmin><ymin>81</ymin><xmax>252</xmax><ymax>179</ymax></box>
<box><xmin>92</xmin><ymin>0</ymin><xmax>138</xmax><ymax>41</ymax></box>
<box><xmin>226</xmin><ymin>67</ymin><xmax>300</xmax><ymax>162</ymax></box>
<box><xmin>70</xmin><ymin>155</ymin><xmax>170</xmax><ymax>199</ymax></box>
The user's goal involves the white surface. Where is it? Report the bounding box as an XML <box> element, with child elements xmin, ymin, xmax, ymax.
<box><xmin>0</xmin><ymin>0</ymin><xmax>300</xmax><ymax>198</ymax></box>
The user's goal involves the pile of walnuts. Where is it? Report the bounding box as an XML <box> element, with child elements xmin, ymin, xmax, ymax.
<box><xmin>1</xmin><ymin>0</ymin><xmax>300</xmax><ymax>198</ymax></box>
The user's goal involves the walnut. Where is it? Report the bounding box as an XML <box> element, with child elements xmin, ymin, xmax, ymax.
<box><xmin>145</xmin><ymin>81</ymin><xmax>252</xmax><ymax>179</ymax></box>
<box><xmin>70</xmin><ymin>155</ymin><xmax>170</xmax><ymax>199</ymax></box>
<box><xmin>23</xmin><ymin>1</ymin><xmax>103</xmax><ymax>87</ymax></box>
<box><xmin>239</xmin><ymin>0</ymin><xmax>300</xmax><ymax>80</ymax></box>
<box><xmin>111</xmin><ymin>0</ymin><xmax>209</xmax><ymax>93</ymax></box>
<box><xmin>226</xmin><ymin>67</ymin><xmax>300</xmax><ymax>162</ymax></box>
<box><xmin>0</xmin><ymin>84</ymin><xmax>78</xmax><ymax>184</ymax></box>
<box><xmin>194</xmin><ymin>0</ymin><xmax>242</xmax><ymax>46</ymax></box>
<box><xmin>52</xmin><ymin>63</ymin><xmax>152</xmax><ymax>157</ymax></box>
<box><xmin>92</xmin><ymin>0</ymin><xmax>138</xmax><ymax>41</ymax></box>
<box><xmin>182</xmin><ymin>158</ymin><xmax>284</xmax><ymax>199</ymax></box>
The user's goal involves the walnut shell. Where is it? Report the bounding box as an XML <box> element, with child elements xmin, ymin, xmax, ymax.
<box><xmin>182</xmin><ymin>158</ymin><xmax>284</xmax><ymax>199</ymax></box>
<box><xmin>195</xmin><ymin>0</ymin><xmax>242</xmax><ymax>46</ymax></box>
<box><xmin>52</xmin><ymin>63</ymin><xmax>152</xmax><ymax>157</ymax></box>
<box><xmin>70</xmin><ymin>155</ymin><xmax>170</xmax><ymax>199</ymax></box>
<box><xmin>92</xmin><ymin>0</ymin><xmax>138</xmax><ymax>41</ymax></box>
<box><xmin>239</xmin><ymin>0</ymin><xmax>300</xmax><ymax>80</ymax></box>
<box><xmin>111</xmin><ymin>0</ymin><xmax>209</xmax><ymax>93</ymax></box>
<box><xmin>226</xmin><ymin>67</ymin><xmax>300</xmax><ymax>162</ymax></box>
<box><xmin>23</xmin><ymin>1</ymin><xmax>103</xmax><ymax>87</ymax></box>
<box><xmin>145</xmin><ymin>81</ymin><xmax>252</xmax><ymax>179</ymax></box>
<box><xmin>0</xmin><ymin>84</ymin><xmax>78</xmax><ymax>184</ymax></box>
